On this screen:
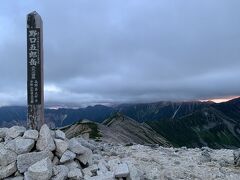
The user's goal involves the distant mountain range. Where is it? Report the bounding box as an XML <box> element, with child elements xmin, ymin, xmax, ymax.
<box><xmin>0</xmin><ymin>100</ymin><xmax>213</xmax><ymax>127</ymax></box>
<box><xmin>1</xmin><ymin>97</ymin><xmax>240</xmax><ymax>148</ymax></box>
<box><xmin>0</xmin><ymin>105</ymin><xmax>114</xmax><ymax>128</ymax></box>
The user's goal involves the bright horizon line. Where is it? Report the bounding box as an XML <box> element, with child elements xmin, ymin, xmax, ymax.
<box><xmin>0</xmin><ymin>96</ymin><xmax>239</xmax><ymax>108</ymax></box>
<box><xmin>201</xmin><ymin>96</ymin><xmax>240</xmax><ymax>103</ymax></box>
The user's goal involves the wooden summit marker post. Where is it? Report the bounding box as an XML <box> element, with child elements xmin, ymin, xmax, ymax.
<box><xmin>27</xmin><ymin>11</ymin><xmax>44</xmax><ymax>130</ymax></box>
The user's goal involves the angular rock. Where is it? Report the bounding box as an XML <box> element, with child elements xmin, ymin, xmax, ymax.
<box><xmin>77</xmin><ymin>138</ymin><xmax>95</xmax><ymax>150</ymax></box>
<box><xmin>0</xmin><ymin>127</ymin><xmax>8</xmax><ymax>138</ymax></box>
<box><xmin>82</xmin><ymin>168</ymin><xmax>92</xmax><ymax>177</ymax></box>
<box><xmin>14</xmin><ymin>170</ymin><xmax>22</xmax><ymax>176</ymax></box>
<box><xmin>7</xmin><ymin>126</ymin><xmax>26</xmax><ymax>139</ymax></box>
<box><xmin>23</xmin><ymin>130</ymin><xmax>39</xmax><ymax>140</ymax></box>
<box><xmin>0</xmin><ymin>161</ymin><xmax>17</xmax><ymax>179</ymax></box>
<box><xmin>27</xmin><ymin>157</ymin><xmax>52</xmax><ymax>180</ymax></box>
<box><xmin>17</xmin><ymin>150</ymin><xmax>53</xmax><ymax>173</ymax></box>
<box><xmin>97</xmin><ymin>159</ymin><xmax>109</xmax><ymax>175</ymax></box>
<box><xmin>60</xmin><ymin>150</ymin><xmax>76</xmax><ymax>163</ymax></box>
<box><xmin>85</xmin><ymin>172</ymin><xmax>115</xmax><ymax>180</ymax></box>
<box><xmin>108</xmin><ymin>158</ymin><xmax>121</xmax><ymax>171</ymax></box>
<box><xmin>89</xmin><ymin>164</ymin><xmax>98</xmax><ymax>174</ymax></box>
<box><xmin>233</xmin><ymin>149</ymin><xmax>240</xmax><ymax>166</ymax></box>
<box><xmin>5</xmin><ymin>138</ymin><xmax>35</xmax><ymax>154</ymax></box>
<box><xmin>67</xmin><ymin>168</ymin><xmax>83</xmax><ymax>180</ymax></box>
<box><xmin>83</xmin><ymin>175</ymin><xmax>91</xmax><ymax>179</ymax></box>
<box><xmin>36</xmin><ymin>124</ymin><xmax>55</xmax><ymax>151</ymax></box>
<box><xmin>114</xmin><ymin>163</ymin><xmax>130</xmax><ymax>178</ymax></box>
<box><xmin>52</xmin><ymin>165</ymin><xmax>69</xmax><ymax>180</ymax></box>
<box><xmin>76</xmin><ymin>147</ymin><xmax>93</xmax><ymax>166</ymax></box>
<box><xmin>53</xmin><ymin>165</ymin><xmax>66</xmax><ymax>175</ymax></box>
<box><xmin>69</xmin><ymin>138</ymin><xmax>87</xmax><ymax>154</ymax></box>
<box><xmin>53</xmin><ymin>156</ymin><xmax>60</xmax><ymax>166</ymax></box>
<box><xmin>218</xmin><ymin>158</ymin><xmax>228</xmax><ymax>167</ymax></box>
<box><xmin>63</xmin><ymin>160</ymin><xmax>81</xmax><ymax>170</ymax></box>
<box><xmin>55</xmin><ymin>130</ymin><xmax>66</xmax><ymax>140</ymax></box>
<box><xmin>4</xmin><ymin>176</ymin><xmax>24</xmax><ymax>180</ymax></box>
<box><xmin>54</xmin><ymin>138</ymin><xmax>68</xmax><ymax>156</ymax></box>
<box><xmin>82</xmin><ymin>164</ymin><xmax>98</xmax><ymax>177</ymax></box>
<box><xmin>200</xmin><ymin>150</ymin><xmax>211</xmax><ymax>163</ymax></box>
<box><xmin>51</xmin><ymin>130</ymin><xmax>56</xmax><ymax>138</ymax></box>
<box><xmin>4</xmin><ymin>136</ymin><xmax>13</xmax><ymax>144</ymax></box>
<box><xmin>92</xmin><ymin>154</ymin><xmax>103</xmax><ymax>164</ymax></box>
<box><xmin>125</xmin><ymin>162</ymin><xmax>141</xmax><ymax>180</ymax></box>
<box><xmin>23</xmin><ymin>172</ymin><xmax>31</xmax><ymax>180</ymax></box>
<box><xmin>0</xmin><ymin>144</ymin><xmax>17</xmax><ymax>166</ymax></box>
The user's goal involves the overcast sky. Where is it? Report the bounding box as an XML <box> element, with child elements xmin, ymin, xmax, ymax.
<box><xmin>0</xmin><ymin>0</ymin><xmax>240</xmax><ymax>106</ymax></box>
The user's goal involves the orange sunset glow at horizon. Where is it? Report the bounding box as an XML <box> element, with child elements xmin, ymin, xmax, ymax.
<box><xmin>201</xmin><ymin>96</ymin><xmax>240</xmax><ymax>103</ymax></box>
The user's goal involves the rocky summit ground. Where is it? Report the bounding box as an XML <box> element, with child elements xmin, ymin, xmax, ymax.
<box><xmin>0</xmin><ymin>125</ymin><xmax>240</xmax><ymax>180</ymax></box>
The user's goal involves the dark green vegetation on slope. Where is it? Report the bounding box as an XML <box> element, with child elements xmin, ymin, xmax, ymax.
<box><xmin>117</xmin><ymin>101</ymin><xmax>212</xmax><ymax>122</ymax></box>
<box><xmin>61</xmin><ymin>120</ymin><xmax>102</xmax><ymax>139</ymax></box>
<box><xmin>147</xmin><ymin>105</ymin><xmax>240</xmax><ymax>148</ymax></box>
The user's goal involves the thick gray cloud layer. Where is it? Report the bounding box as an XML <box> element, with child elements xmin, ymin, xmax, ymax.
<box><xmin>0</xmin><ymin>0</ymin><xmax>240</xmax><ymax>106</ymax></box>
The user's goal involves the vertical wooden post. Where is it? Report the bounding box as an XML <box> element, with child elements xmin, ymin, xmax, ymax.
<box><xmin>27</xmin><ymin>11</ymin><xmax>44</xmax><ymax>130</ymax></box>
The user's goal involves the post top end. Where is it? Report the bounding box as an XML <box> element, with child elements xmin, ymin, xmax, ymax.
<box><xmin>27</xmin><ymin>11</ymin><xmax>42</xmax><ymax>28</ymax></box>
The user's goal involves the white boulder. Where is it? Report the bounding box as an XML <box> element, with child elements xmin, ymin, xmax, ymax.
<box><xmin>63</xmin><ymin>160</ymin><xmax>81</xmax><ymax>170</ymax></box>
<box><xmin>27</xmin><ymin>157</ymin><xmax>52</xmax><ymax>180</ymax></box>
<box><xmin>77</xmin><ymin>138</ymin><xmax>95</xmax><ymax>151</ymax></box>
<box><xmin>4</xmin><ymin>176</ymin><xmax>24</xmax><ymax>180</ymax></box>
<box><xmin>51</xmin><ymin>130</ymin><xmax>56</xmax><ymax>138</ymax></box>
<box><xmin>233</xmin><ymin>149</ymin><xmax>240</xmax><ymax>166</ymax></box>
<box><xmin>60</xmin><ymin>150</ymin><xmax>76</xmax><ymax>163</ymax></box>
<box><xmin>76</xmin><ymin>147</ymin><xmax>93</xmax><ymax>166</ymax></box>
<box><xmin>67</xmin><ymin>168</ymin><xmax>83</xmax><ymax>180</ymax></box>
<box><xmin>36</xmin><ymin>124</ymin><xmax>55</xmax><ymax>151</ymax></box>
<box><xmin>85</xmin><ymin>172</ymin><xmax>115</xmax><ymax>180</ymax></box>
<box><xmin>125</xmin><ymin>161</ymin><xmax>141</xmax><ymax>180</ymax></box>
<box><xmin>17</xmin><ymin>150</ymin><xmax>53</xmax><ymax>173</ymax></box>
<box><xmin>52</xmin><ymin>156</ymin><xmax>60</xmax><ymax>166</ymax></box>
<box><xmin>23</xmin><ymin>130</ymin><xmax>39</xmax><ymax>140</ymax></box>
<box><xmin>0</xmin><ymin>144</ymin><xmax>17</xmax><ymax>166</ymax></box>
<box><xmin>114</xmin><ymin>163</ymin><xmax>130</xmax><ymax>178</ymax></box>
<box><xmin>200</xmin><ymin>149</ymin><xmax>211</xmax><ymax>163</ymax></box>
<box><xmin>0</xmin><ymin>161</ymin><xmax>17</xmax><ymax>179</ymax></box>
<box><xmin>52</xmin><ymin>165</ymin><xmax>69</xmax><ymax>180</ymax></box>
<box><xmin>69</xmin><ymin>138</ymin><xmax>87</xmax><ymax>154</ymax></box>
<box><xmin>97</xmin><ymin>159</ymin><xmax>109</xmax><ymax>175</ymax></box>
<box><xmin>7</xmin><ymin>126</ymin><xmax>26</xmax><ymax>139</ymax></box>
<box><xmin>0</xmin><ymin>127</ymin><xmax>8</xmax><ymax>138</ymax></box>
<box><xmin>82</xmin><ymin>164</ymin><xmax>98</xmax><ymax>177</ymax></box>
<box><xmin>5</xmin><ymin>138</ymin><xmax>35</xmax><ymax>154</ymax></box>
<box><xmin>55</xmin><ymin>130</ymin><xmax>66</xmax><ymax>140</ymax></box>
<box><xmin>108</xmin><ymin>158</ymin><xmax>121</xmax><ymax>171</ymax></box>
<box><xmin>54</xmin><ymin>139</ymin><xmax>68</xmax><ymax>157</ymax></box>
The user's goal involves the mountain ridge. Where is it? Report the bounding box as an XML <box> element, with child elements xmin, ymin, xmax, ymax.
<box><xmin>62</xmin><ymin>113</ymin><xmax>171</xmax><ymax>147</ymax></box>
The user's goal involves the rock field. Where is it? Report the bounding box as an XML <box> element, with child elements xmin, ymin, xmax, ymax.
<box><xmin>0</xmin><ymin>124</ymin><xmax>240</xmax><ymax>179</ymax></box>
